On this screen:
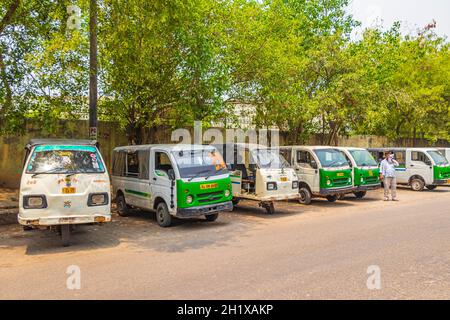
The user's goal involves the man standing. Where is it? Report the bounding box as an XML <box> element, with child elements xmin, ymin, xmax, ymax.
<box><xmin>380</xmin><ymin>151</ymin><xmax>399</xmax><ymax>201</ymax></box>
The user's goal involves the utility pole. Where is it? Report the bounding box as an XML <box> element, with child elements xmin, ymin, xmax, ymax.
<box><xmin>89</xmin><ymin>0</ymin><xmax>98</xmax><ymax>140</ymax></box>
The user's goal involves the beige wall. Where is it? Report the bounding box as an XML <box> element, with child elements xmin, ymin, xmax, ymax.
<box><xmin>1</xmin><ymin>120</ymin><xmax>448</xmax><ymax>188</ymax></box>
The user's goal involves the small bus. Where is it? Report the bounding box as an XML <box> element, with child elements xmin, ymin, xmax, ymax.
<box><xmin>279</xmin><ymin>146</ymin><xmax>355</xmax><ymax>204</ymax></box>
<box><xmin>368</xmin><ymin>148</ymin><xmax>450</xmax><ymax>191</ymax></box>
<box><xmin>111</xmin><ymin>144</ymin><xmax>233</xmax><ymax>227</ymax></box>
<box><xmin>19</xmin><ymin>139</ymin><xmax>111</xmax><ymax>246</ymax></box>
<box><xmin>337</xmin><ymin>147</ymin><xmax>381</xmax><ymax>199</ymax></box>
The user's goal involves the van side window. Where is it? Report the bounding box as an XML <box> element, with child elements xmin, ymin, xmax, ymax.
<box><xmin>297</xmin><ymin>151</ymin><xmax>313</xmax><ymax>168</ymax></box>
<box><xmin>394</xmin><ymin>151</ymin><xmax>406</xmax><ymax>166</ymax></box>
<box><xmin>411</xmin><ymin>151</ymin><xmax>428</xmax><ymax>163</ymax></box>
<box><xmin>126</xmin><ymin>152</ymin><xmax>139</xmax><ymax>177</ymax></box>
<box><xmin>112</xmin><ymin>151</ymin><xmax>126</xmax><ymax>176</ymax></box>
<box><xmin>138</xmin><ymin>150</ymin><xmax>150</xmax><ymax>180</ymax></box>
<box><xmin>155</xmin><ymin>152</ymin><xmax>173</xmax><ymax>174</ymax></box>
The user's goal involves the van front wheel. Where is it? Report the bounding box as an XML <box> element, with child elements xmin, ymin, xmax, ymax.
<box><xmin>411</xmin><ymin>178</ymin><xmax>425</xmax><ymax>191</ymax></box>
<box><xmin>205</xmin><ymin>213</ymin><xmax>219</xmax><ymax>222</ymax></box>
<box><xmin>298</xmin><ymin>187</ymin><xmax>312</xmax><ymax>205</ymax></box>
<box><xmin>156</xmin><ymin>202</ymin><xmax>172</xmax><ymax>227</ymax></box>
<box><xmin>60</xmin><ymin>224</ymin><xmax>70</xmax><ymax>247</ymax></box>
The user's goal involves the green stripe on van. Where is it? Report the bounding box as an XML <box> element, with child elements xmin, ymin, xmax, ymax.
<box><xmin>125</xmin><ymin>189</ymin><xmax>151</xmax><ymax>198</ymax></box>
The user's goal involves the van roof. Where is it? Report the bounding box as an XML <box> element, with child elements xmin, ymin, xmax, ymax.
<box><xmin>26</xmin><ymin>139</ymin><xmax>98</xmax><ymax>149</ymax></box>
<box><xmin>367</xmin><ymin>147</ymin><xmax>440</xmax><ymax>152</ymax></box>
<box><xmin>113</xmin><ymin>144</ymin><xmax>217</xmax><ymax>152</ymax></box>
<box><xmin>280</xmin><ymin>146</ymin><xmax>343</xmax><ymax>150</ymax></box>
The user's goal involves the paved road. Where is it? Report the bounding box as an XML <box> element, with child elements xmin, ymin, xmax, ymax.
<box><xmin>1</xmin><ymin>187</ymin><xmax>450</xmax><ymax>299</ymax></box>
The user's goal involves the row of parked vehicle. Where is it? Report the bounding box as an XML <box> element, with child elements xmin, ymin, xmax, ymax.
<box><xmin>18</xmin><ymin>139</ymin><xmax>450</xmax><ymax>246</ymax></box>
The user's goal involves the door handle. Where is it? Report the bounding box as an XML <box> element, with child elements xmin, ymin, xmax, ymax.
<box><xmin>153</xmin><ymin>177</ymin><xmax>157</xmax><ymax>181</ymax></box>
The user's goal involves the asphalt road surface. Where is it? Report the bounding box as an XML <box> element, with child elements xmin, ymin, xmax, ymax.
<box><xmin>1</xmin><ymin>187</ymin><xmax>450</xmax><ymax>300</ymax></box>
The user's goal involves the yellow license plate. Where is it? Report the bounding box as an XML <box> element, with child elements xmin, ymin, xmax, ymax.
<box><xmin>369</xmin><ymin>170</ymin><xmax>373</xmax><ymax>176</ymax></box>
<box><xmin>280</xmin><ymin>177</ymin><xmax>288</xmax><ymax>182</ymax></box>
<box><xmin>337</xmin><ymin>172</ymin><xmax>344</xmax><ymax>177</ymax></box>
<box><xmin>200</xmin><ymin>183</ymin><xmax>218</xmax><ymax>190</ymax></box>
<box><xmin>62</xmin><ymin>187</ymin><xmax>76</xmax><ymax>194</ymax></box>
<box><xmin>447</xmin><ymin>179</ymin><xmax>450</xmax><ymax>184</ymax></box>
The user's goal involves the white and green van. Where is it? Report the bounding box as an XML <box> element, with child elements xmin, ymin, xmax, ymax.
<box><xmin>368</xmin><ymin>148</ymin><xmax>450</xmax><ymax>191</ymax></box>
<box><xmin>279</xmin><ymin>146</ymin><xmax>355</xmax><ymax>204</ymax></box>
<box><xmin>111</xmin><ymin>144</ymin><xmax>233</xmax><ymax>227</ymax></box>
<box><xmin>337</xmin><ymin>147</ymin><xmax>381</xmax><ymax>199</ymax></box>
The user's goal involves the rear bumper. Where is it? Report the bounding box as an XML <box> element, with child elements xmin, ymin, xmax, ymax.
<box><xmin>176</xmin><ymin>201</ymin><xmax>233</xmax><ymax>218</ymax></box>
<box><xmin>18</xmin><ymin>213</ymin><xmax>112</xmax><ymax>226</ymax></box>
<box><xmin>319</xmin><ymin>186</ymin><xmax>355</xmax><ymax>196</ymax></box>
<box><xmin>355</xmin><ymin>183</ymin><xmax>381</xmax><ymax>191</ymax></box>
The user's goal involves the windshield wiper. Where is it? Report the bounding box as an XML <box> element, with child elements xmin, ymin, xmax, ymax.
<box><xmin>32</xmin><ymin>167</ymin><xmax>66</xmax><ymax>178</ymax></box>
<box><xmin>188</xmin><ymin>169</ymin><xmax>210</xmax><ymax>182</ymax></box>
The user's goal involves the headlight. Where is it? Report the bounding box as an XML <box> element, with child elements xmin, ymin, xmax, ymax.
<box><xmin>23</xmin><ymin>195</ymin><xmax>47</xmax><ymax>209</ymax></box>
<box><xmin>88</xmin><ymin>193</ymin><xmax>109</xmax><ymax>206</ymax></box>
<box><xmin>326</xmin><ymin>180</ymin><xmax>332</xmax><ymax>186</ymax></box>
<box><xmin>224</xmin><ymin>189</ymin><xmax>231</xmax><ymax>197</ymax></box>
<box><xmin>292</xmin><ymin>181</ymin><xmax>299</xmax><ymax>189</ymax></box>
<box><xmin>266</xmin><ymin>182</ymin><xmax>277</xmax><ymax>190</ymax></box>
<box><xmin>186</xmin><ymin>195</ymin><xmax>193</xmax><ymax>204</ymax></box>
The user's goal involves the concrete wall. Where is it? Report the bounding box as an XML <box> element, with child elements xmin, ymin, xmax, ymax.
<box><xmin>1</xmin><ymin>120</ymin><xmax>448</xmax><ymax>188</ymax></box>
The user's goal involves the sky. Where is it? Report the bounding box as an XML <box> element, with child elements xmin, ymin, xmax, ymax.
<box><xmin>347</xmin><ymin>0</ymin><xmax>450</xmax><ymax>39</ymax></box>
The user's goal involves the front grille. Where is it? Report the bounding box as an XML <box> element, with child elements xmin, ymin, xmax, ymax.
<box><xmin>197</xmin><ymin>191</ymin><xmax>223</xmax><ymax>198</ymax></box>
<box><xmin>333</xmin><ymin>178</ymin><xmax>349</xmax><ymax>187</ymax></box>
<box><xmin>365</xmin><ymin>176</ymin><xmax>378</xmax><ymax>184</ymax></box>
<box><xmin>198</xmin><ymin>197</ymin><xmax>222</xmax><ymax>203</ymax></box>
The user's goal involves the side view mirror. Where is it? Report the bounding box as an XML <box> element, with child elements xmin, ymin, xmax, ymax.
<box><xmin>425</xmin><ymin>160</ymin><xmax>432</xmax><ymax>166</ymax></box>
<box><xmin>167</xmin><ymin>169</ymin><xmax>176</xmax><ymax>181</ymax></box>
<box><xmin>310</xmin><ymin>160</ymin><xmax>318</xmax><ymax>169</ymax></box>
<box><xmin>249</xmin><ymin>163</ymin><xmax>257</xmax><ymax>172</ymax></box>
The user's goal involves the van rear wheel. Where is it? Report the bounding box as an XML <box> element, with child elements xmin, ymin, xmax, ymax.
<box><xmin>411</xmin><ymin>178</ymin><xmax>425</xmax><ymax>191</ymax></box>
<box><xmin>156</xmin><ymin>202</ymin><xmax>172</xmax><ymax>227</ymax></box>
<box><xmin>60</xmin><ymin>224</ymin><xmax>70</xmax><ymax>247</ymax></box>
<box><xmin>205</xmin><ymin>213</ymin><xmax>219</xmax><ymax>222</ymax></box>
<box><xmin>117</xmin><ymin>193</ymin><xmax>131</xmax><ymax>217</ymax></box>
<box><xmin>298</xmin><ymin>187</ymin><xmax>312</xmax><ymax>205</ymax></box>
<box><xmin>354</xmin><ymin>191</ymin><xmax>367</xmax><ymax>199</ymax></box>
<box><xmin>326</xmin><ymin>195</ymin><xmax>338</xmax><ymax>203</ymax></box>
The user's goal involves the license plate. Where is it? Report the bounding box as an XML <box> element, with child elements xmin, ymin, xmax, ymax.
<box><xmin>447</xmin><ymin>179</ymin><xmax>450</xmax><ymax>184</ymax></box>
<box><xmin>62</xmin><ymin>187</ymin><xmax>76</xmax><ymax>194</ymax></box>
<box><xmin>280</xmin><ymin>177</ymin><xmax>288</xmax><ymax>182</ymax></box>
<box><xmin>200</xmin><ymin>183</ymin><xmax>218</xmax><ymax>190</ymax></box>
<box><xmin>369</xmin><ymin>170</ymin><xmax>373</xmax><ymax>176</ymax></box>
<box><xmin>59</xmin><ymin>217</ymin><xmax>76</xmax><ymax>223</ymax></box>
<box><xmin>337</xmin><ymin>172</ymin><xmax>344</xmax><ymax>177</ymax></box>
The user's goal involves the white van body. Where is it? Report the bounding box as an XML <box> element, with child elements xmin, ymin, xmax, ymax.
<box><xmin>368</xmin><ymin>148</ymin><xmax>450</xmax><ymax>191</ymax></box>
<box><xmin>111</xmin><ymin>144</ymin><xmax>233</xmax><ymax>227</ymax></box>
<box><xmin>216</xmin><ymin>143</ymin><xmax>299</xmax><ymax>214</ymax></box>
<box><xmin>18</xmin><ymin>140</ymin><xmax>111</xmax><ymax>246</ymax></box>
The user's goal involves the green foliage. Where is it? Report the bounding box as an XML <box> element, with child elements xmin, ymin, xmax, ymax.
<box><xmin>0</xmin><ymin>0</ymin><xmax>449</xmax><ymax>145</ymax></box>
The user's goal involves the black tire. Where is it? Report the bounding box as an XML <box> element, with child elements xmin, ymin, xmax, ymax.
<box><xmin>116</xmin><ymin>193</ymin><xmax>131</xmax><ymax>217</ymax></box>
<box><xmin>426</xmin><ymin>185</ymin><xmax>437</xmax><ymax>190</ymax></box>
<box><xmin>232</xmin><ymin>198</ymin><xmax>240</xmax><ymax>206</ymax></box>
<box><xmin>205</xmin><ymin>213</ymin><xmax>219</xmax><ymax>222</ymax></box>
<box><xmin>298</xmin><ymin>187</ymin><xmax>312</xmax><ymax>205</ymax></box>
<box><xmin>354</xmin><ymin>191</ymin><xmax>367</xmax><ymax>199</ymax></box>
<box><xmin>410</xmin><ymin>178</ymin><xmax>425</xmax><ymax>191</ymax></box>
<box><xmin>156</xmin><ymin>202</ymin><xmax>172</xmax><ymax>227</ymax></box>
<box><xmin>262</xmin><ymin>202</ymin><xmax>275</xmax><ymax>215</ymax></box>
<box><xmin>61</xmin><ymin>224</ymin><xmax>70</xmax><ymax>247</ymax></box>
<box><xmin>326</xmin><ymin>195</ymin><xmax>338</xmax><ymax>203</ymax></box>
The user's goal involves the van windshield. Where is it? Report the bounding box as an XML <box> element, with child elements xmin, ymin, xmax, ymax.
<box><xmin>314</xmin><ymin>149</ymin><xmax>349</xmax><ymax>168</ymax></box>
<box><xmin>348</xmin><ymin>150</ymin><xmax>378</xmax><ymax>167</ymax></box>
<box><xmin>251</xmin><ymin>149</ymin><xmax>290</xmax><ymax>169</ymax></box>
<box><xmin>26</xmin><ymin>145</ymin><xmax>105</xmax><ymax>174</ymax></box>
<box><xmin>171</xmin><ymin>148</ymin><xmax>228</xmax><ymax>179</ymax></box>
<box><xmin>428</xmin><ymin>151</ymin><xmax>449</xmax><ymax>166</ymax></box>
